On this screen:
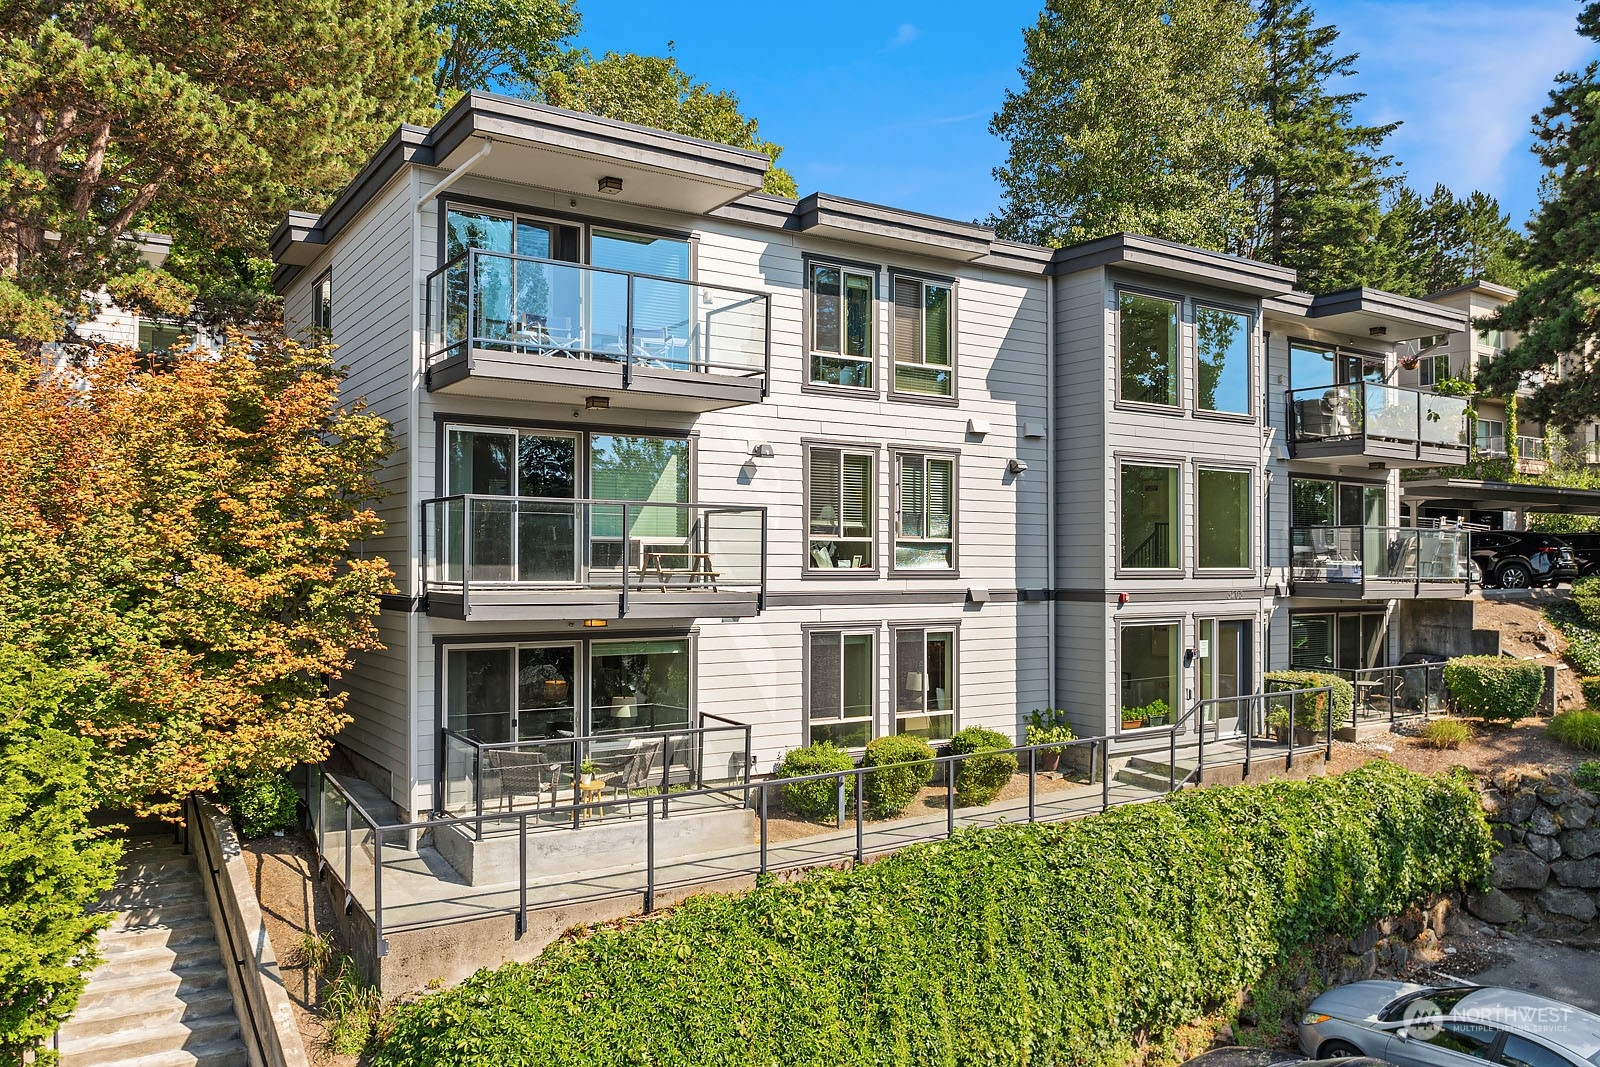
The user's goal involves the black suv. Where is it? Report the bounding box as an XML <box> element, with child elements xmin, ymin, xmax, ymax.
<box><xmin>1555</xmin><ymin>531</ymin><xmax>1600</xmax><ymax>578</ymax></box>
<box><xmin>1469</xmin><ymin>531</ymin><xmax>1579</xmax><ymax>588</ymax></box>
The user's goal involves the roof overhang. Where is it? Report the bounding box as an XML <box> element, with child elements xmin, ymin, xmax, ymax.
<box><xmin>1049</xmin><ymin>233</ymin><xmax>1298</xmax><ymax>296</ymax></box>
<box><xmin>1425</xmin><ymin>279</ymin><xmax>1519</xmax><ymax>303</ymax></box>
<box><xmin>794</xmin><ymin>192</ymin><xmax>994</xmax><ymax>262</ymax></box>
<box><xmin>1403</xmin><ymin>478</ymin><xmax>1600</xmax><ymax>514</ymax></box>
<box><xmin>1307</xmin><ymin>287</ymin><xmax>1466</xmax><ymax>341</ymax></box>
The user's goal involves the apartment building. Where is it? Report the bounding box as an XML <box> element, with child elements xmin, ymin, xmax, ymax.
<box><xmin>270</xmin><ymin>92</ymin><xmax>1472</xmax><ymax>822</ymax></box>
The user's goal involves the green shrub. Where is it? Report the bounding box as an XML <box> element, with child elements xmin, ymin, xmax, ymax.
<box><xmin>1024</xmin><ymin>708</ymin><xmax>1076</xmax><ymax>752</ymax></box>
<box><xmin>1121</xmin><ymin>698</ymin><xmax>1171</xmax><ymax>727</ymax></box>
<box><xmin>1546</xmin><ymin>601</ymin><xmax>1600</xmax><ymax>676</ymax></box>
<box><xmin>1581</xmin><ymin>676</ymin><xmax>1600</xmax><ymax>709</ymax></box>
<box><xmin>778</xmin><ymin>743</ymin><xmax>855</xmax><ymax>822</ymax></box>
<box><xmin>1416</xmin><ymin>719</ymin><xmax>1471</xmax><ymax>750</ymax></box>
<box><xmin>1443</xmin><ymin>656</ymin><xmax>1546</xmax><ymax>721</ymax></box>
<box><xmin>1263</xmin><ymin>670</ymin><xmax>1354</xmax><ymax>732</ymax></box>
<box><xmin>1549</xmin><ymin>709</ymin><xmax>1600</xmax><ymax>754</ymax></box>
<box><xmin>0</xmin><ymin>647</ymin><xmax>121</xmax><ymax>1062</ymax></box>
<box><xmin>861</xmin><ymin>736</ymin><xmax>935</xmax><ymax>818</ymax></box>
<box><xmin>949</xmin><ymin>726</ymin><xmax>1017</xmax><ymax>807</ymax></box>
<box><xmin>372</xmin><ymin>763</ymin><xmax>1493</xmax><ymax>1067</ymax></box>
<box><xmin>222</xmin><ymin>773</ymin><xmax>300</xmax><ymax>839</ymax></box>
<box><xmin>1572</xmin><ymin>575</ymin><xmax>1600</xmax><ymax>628</ymax></box>
<box><xmin>1575</xmin><ymin>760</ymin><xmax>1600</xmax><ymax>794</ymax></box>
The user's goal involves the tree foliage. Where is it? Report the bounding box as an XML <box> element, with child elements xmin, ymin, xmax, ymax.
<box><xmin>1232</xmin><ymin>0</ymin><xmax>1397</xmax><ymax>291</ymax></box>
<box><xmin>990</xmin><ymin>0</ymin><xmax>1270</xmax><ymax>248</ymax></box>
<box><xmin>542</xmin><ymin>51</ymin><xmax>798</xmax><ymax>198</ymax></box>
<box><xmin>0</xmin><ymin>334</ymin><xmax>393</xmax><ymax>816</ymax></box>
<box><xmin>0</xmin><ymin>645</ymin><xmax>121</xmax><ymax>1061</ymax></box>
<box><xmin>425</xmin><ymin>0</ymin><xmax>582</xmax><ymax>105</ymax></box>
<box><xmin>0</xmin><ymin>0</ymin><xmax>439</xmax><ymax>340</ymax></box>
<box><xmin>1369</xmin><ymin>184</ymin><xmax>1525</xmax><ymax>297</ymax></box>
<box><xmin>1480</xmin><ymin>1</ymin><xmax>1600</xmax><ymax>429</ymax></box>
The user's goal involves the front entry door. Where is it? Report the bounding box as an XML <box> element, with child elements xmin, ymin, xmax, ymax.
<box><xmin>1199</xmin><ymin>619</ymin><xmax>1251</xmax><ymax>737</ymax></box>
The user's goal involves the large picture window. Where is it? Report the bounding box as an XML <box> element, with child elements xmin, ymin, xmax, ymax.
<box><xmin>1120</xmin><ymin>463</ymin><xmax>1179</xmax><ymax>570</ymax></box>
<box><xmin>808</xmin><ymin>446</ymin><xmax>875</xmax><ymax>570</ymax></box>
<box><xmin>894</xmin><ymin>627</ymin><xmax>955</xmax><ymax>740</ymax></box>
<box><xmin>809</xmin><ymin>262</ymin><xmax>874</xmax><ymax>389</ymax></box>
<box><xmin>894</xmin><ymin>453</ymin><xmax>955</xmax><ymax>570</ymax></box>
<box><xmin>891</xmin><ymin>275</ymin><xmax>953</xmax><ymax>397</ymax></box>
<box><xmin>1196</xmin><ymin>467</ymin><xmax>1251</xmax><ymax>570</ymax></box>
<box><xmin>1194</xmin><ymin>306</ymin><xmax>1249</xmax><ymax>415</ymax></box>
<box><xmin>1119</xmin><ymin>292</ymin><xmax>1179</xmax><ymax>406</ymax></box>
<box><xmin>1119</xmin><ymin>622</ymin><xmax>1179</xmax><ymax>727</ymax></box>
<box><xmin>807</xmin><ymin>630</ymin><xmax>875</xmax><ymax>748</ymax></box>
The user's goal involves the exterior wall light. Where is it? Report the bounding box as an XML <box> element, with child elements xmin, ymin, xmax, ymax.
<box><xmin>749</xmin><ymin>443</ymin><xmax>774</xmax><ymax>459</ymax></box>
<box><xmin>585</xmin><ymin>395</ymin><xmax>609</xmax><ymax>410</ymax></box>
<box><xmin>597</xmin><ymin>176</ymin><xmax>624</xmax><ymax>195</ymax></box>
<box><xmin>582</xmin><ymin>619</ymin><xmax>608</xmax><ymax>628</ymax></box>
<box><xmin>1007</xmin><ymin>458</ymin><xmax>1028</xmax><ymax>474</ymax></box>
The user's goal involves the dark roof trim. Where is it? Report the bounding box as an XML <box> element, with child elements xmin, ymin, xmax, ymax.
<box><xmin>1309</xmin><ymin>287</ymin><xmax>1467</xmax><ymax>331</ymax></box>
<box><xmin>1402</xmin><ymin>478</ymin><xmax>1600</xmax><ymax>514</ymax></box>
<box><xmin>795</xmin><ymin>192</ymin><xmax>994</xmax><ymax>259</ymax></box>
<box><xmin>1262</xmin><ymin>290</ymin><xmax>1315</xmax><ymax>317</ymax></box>
<box><xmin>1424</xmin><ymin>279</ymin><xmax>1519</xmax><ymax>302</ymax></box>
<box><xmin>1047</xmin><ymin>233</ymin><xmax>1297</xmax><ymax>295</ymax></box>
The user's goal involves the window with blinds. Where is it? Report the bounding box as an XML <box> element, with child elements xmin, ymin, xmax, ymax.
<box><xmin>807</xmin><ymin>446</ymin><xmax>875</xmax><ymax>570</ymax></box>
<box><xmin>895</xmin><ymin>453</ymin><xmax>955</xmax><ymax>569</ymax></box>
<box><xmin>892</xmin><ymin>276</ymin><xmax>953</xmax><ymax>397</ymax></box>
<box><xmin>312</xmin><ymin>270</ymin><xmax>332</xmax><ymax>332</ymax></box>
<box><xmin>809</xmin><ymin>262</ymin><xmax>875</xmax><ymax>389</ymax></box>
<box><xmin>1289</xmin><ymin>614</ymin><xmax>1335</xmax><ymax>670</ymax></box>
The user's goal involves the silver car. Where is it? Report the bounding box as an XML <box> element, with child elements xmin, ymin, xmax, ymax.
<box><xmin>1299</xmin><ymin>982</ymin><xmax>1600</xmax><ymax>1067</ymax></box>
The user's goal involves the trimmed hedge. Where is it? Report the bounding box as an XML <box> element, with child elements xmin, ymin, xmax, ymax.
<box><xmin>778</xmin><ymin>743</ymin><xmax>855</xmax><ymax>821</ymax></box>
<box><xmin>949</xmin><ymin>726</ymin><xmax>1017</xmax><ymax>807</ymax></box>
<box><xmin>1549</xmin><ymin>709</ymin><xmax>1600</xmax><ymax>754</ymax></box>
<box><xmin>861</xmin><ymin>736</ymin><xmax>935</xmax><ymax>818</ymax></box>
<box><xmin>1443</xmin><ymin>656</ymin><xmax>1545</xmax><ymax>721</ymax></box>
<box><xmin>1263</xmin><ymin>670</ymin><xmax>1353</xmax><ymax>732</ymax></box>
<box><xmin>1546</xmin><ymin>601</ymin><xmax>1600</xmax><ymax>676</ymax></box>
<box><xmin>372</xmin><ymin>763</ymin><xmax>1492</xmax><ymax>1067</ymax></box>
<box><xmin>1581</xmin><ymin>676</ymin><xmax>1600</xmax><ymax>709</ymax></box>
<box><xmin>222</xmin><ymin>773</ymin><xmax>299</xmax><ymax>839</ymax></box>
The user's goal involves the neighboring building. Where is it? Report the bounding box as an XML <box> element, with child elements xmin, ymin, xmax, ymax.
<box><xmin>269</xmin><ymin>92</ymin><xmax>1474</xmax><ymax>824</ymax></box>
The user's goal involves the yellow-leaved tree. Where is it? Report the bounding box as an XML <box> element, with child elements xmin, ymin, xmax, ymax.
<box><xmin>0</xmin><ymin>333</ymin><xmax>393</xmax><ymax>817</ymax></box>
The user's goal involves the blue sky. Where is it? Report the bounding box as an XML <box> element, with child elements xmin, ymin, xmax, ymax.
<box><xmin>574</xmin><ymin>0</ymin><xmax>1597</xmax><ymax>230</ymax></box>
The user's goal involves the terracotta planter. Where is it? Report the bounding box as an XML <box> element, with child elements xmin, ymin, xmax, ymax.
<box><xmin>1121</xmin><ymin>719</ymin><xmax>1144</xmax><ymax>731</ymax></box>
<box><xmin>1038</xmin><ymin>750</ymin><xmax>1062</xmax><ymax>773</ymax></box>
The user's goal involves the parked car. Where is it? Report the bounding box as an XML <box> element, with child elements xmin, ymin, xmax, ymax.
<box><xmin>1469</xmin><ymin>531</ymin><xmax>1579</xmax><ymax>589</ymax></box>
<box><xmin>1179</xmin><ymin>1048</ymin><xmax>1392</xmax><ymax>1067</ymax></box>
<box><xmin>1299</xmin><ymin>981</ymin><xmax>1600</xmax><ymax>1067</ymax></box>
<box><xmin>1554</xmin><ymin>531</ymin><xmax>1600</xmax><ymax>578</ymax></box>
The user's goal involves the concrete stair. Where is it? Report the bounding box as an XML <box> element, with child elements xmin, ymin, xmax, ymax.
<box><xmin>58</xmin><ymin>834</ymin><xmax>249</xmax><ymax>1067</ymax></box>
<box><xmin>1112</xmin><ymin>755</ymin><xmax>1198</xmax><ymax>794</ymax></box>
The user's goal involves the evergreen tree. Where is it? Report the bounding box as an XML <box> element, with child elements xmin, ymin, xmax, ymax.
<box><xmin>1480</xmin><ymin>1</ymin><xmax>1600</xmax><ymax>428</ymax></box>
<box><xmin>1368</xmin><ymin>184</ymin><xmax>1524</xmax><ymax>297</ymax></box>
<box><xmin>425</xmin><ymin>0</ymin><xmax>583</xmax><ymax>106</ymax></box>
<box><xmin>990</xmin><ymin>0</ymin><xmax>1270</xmax><ymax>249</ymax></box>
<box><xmin>1233</xmin><ymin>0</ymin><xmax>1398</xmax><ymax>291</ymax></box>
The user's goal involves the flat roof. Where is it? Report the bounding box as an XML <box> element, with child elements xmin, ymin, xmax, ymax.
<box><xmin>1306</xmin><ymin>287</ymin><xmax>1468</xmax><ymax>340</ymax></box>
<box><xmin>1403</xmin><ymin>478</ymin><xmax>1600</xmax><ymax>514</ymax></box>
<box><xmin>1049</xmin><ymin>232</ymin><xmax>1298</xmax><ymax>295</ymax></box>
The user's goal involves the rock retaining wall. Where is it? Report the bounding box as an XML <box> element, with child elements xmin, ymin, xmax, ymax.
<box><xmin>1470</xmin><ymin>771</ymin><xmax>1600</xmax><ymax>934</ymax></box>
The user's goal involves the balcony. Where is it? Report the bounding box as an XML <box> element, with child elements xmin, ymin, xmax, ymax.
<box><xmin>1290</xmin><ymin>526</ymin><xmax>1470</xmax><ymax>599</ymax></box>
<box><xmin>422</xmin><ymin>496</ymin><xmax>766</xmax><ymax>621</ymax></box>
<box><xmin>424</xmin><ymin>248</ymin><xmax>770</xmax><ymax>412</ymax></box>
<box><xmin>1515</xmin><ymin>435</ymin><xmax>1549</xmax><ymax>475</ymax></box>
<box><xmin>1287</xmin><ymin>383</ymin><xmax>1470</xmax><ymax>468</ymax></box>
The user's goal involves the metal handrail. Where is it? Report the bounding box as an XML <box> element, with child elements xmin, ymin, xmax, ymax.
<box><xmin>1326</xmin><ymin>662</ymin><xmax>1448</xmax><ymax>731</ymax></box>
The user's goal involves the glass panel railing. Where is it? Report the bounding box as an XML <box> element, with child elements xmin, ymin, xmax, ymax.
<box><xmin>442</xmin><ymin>730</ymin><xmax>479</xmax><ymax>817</ymax></box>
<box><xmin>1287</xmin><ymin>385</ymin><xmax>1361</xmax><ymax>441</ymax></box>
<box><xmin>423</xmin><ymin>249</ymin><xmax>768</xmax><ymax>380</ymax></box>
<box><xmin>1288</xmin><ymin>383</ymin><xmax>1468</xmax><ymax>449</ymax></box>
<box><xmin>1517</xmin><ymin>435</ymin><xmax>1546</xmax><ymax>461</ymax></box>
<box><xmin>422</xmin><ymin>496</ymin><xmax>766</xmax><ymax>594</ymax></box>
<box><xmin>1419</xmin><ymin>394</ymin><xmax>1470</xmax><ymax>446</ymax></box>
<box><xmin>1361</xmin><ymin>383</ymin><xmax>1419</xmax><ymax>442</ymax></box>
<box><xmin>1290</xmin><ymin>526</ymin><xmax>1468</xmax><ymax>583</ymax></box>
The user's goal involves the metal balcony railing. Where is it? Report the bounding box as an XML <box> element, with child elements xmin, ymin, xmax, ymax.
<box><xmin>424</xmin><ymin>247</ymin><xmax>770</xmax><ymax>384</ymax></box>
<box><xmin>1290</xmin><ymin>525</ymin><xmax>1469</xmax><ymax>585</ymax></box>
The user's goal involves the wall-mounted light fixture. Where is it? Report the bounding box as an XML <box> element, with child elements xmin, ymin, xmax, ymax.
<box><xmin>1369</xmin><ymin>325</ymin><xmax>1387</xmax><ymax>337</ymax></box>
<box><xmin>597</xmin><ymin>175</ymin><xmax>624</xmax><ymax>195</ymax></box>
<box><xmin>585</xmin><ymin>395</ymin><xmax>610</xmax><ymax>410</ymax></box>
<box><xmin>582</xmin><ymin>619</ymin><xmax>608</xmax><ymax>628</ymax></box>
<box><xmin>967</xmin><ymin>418</ymin><xmax>991</xmax><ymax>437</ymax></box>
<box><xmin>749</xmin><ymin>442</ymin><xmax>774</xmax><ymax>459</ymax></box>
<box><xmin>1006</xmin><ymin>458</ymin><xmax>1028</xmax><ymax>474</ymax></box>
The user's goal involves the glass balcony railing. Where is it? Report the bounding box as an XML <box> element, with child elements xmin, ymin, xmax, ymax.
<box><xmin>1516</xmin><ymin>435</ymin><xmax>1547</xmax><ymax>463</ymax></box>
<box><xmin>1290</xmin><ymin>526</ymin><xmax>1469</xmax><ymax>586</ymax></box>
<box><xmin>422</xmin><ymin>495</ymin><xmax>766</xmax><ymax>608</ymax></box>
<box><xmin>424</xmin><ymin>248</ymin><xmax>769</xmax><ymax>382</ymax></box>
<box><xmin>1287</xmin><ymin>383</ymin><xmax>1470</xmax><ymax>453</ymax></box>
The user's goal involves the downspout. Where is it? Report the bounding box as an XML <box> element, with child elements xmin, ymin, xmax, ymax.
<box><xmin>1045</xmin><ymin>272</ymin><xmax>1057</xmax><ymax>713</ymax></box>
<box><xmin>417</xmin><ymin>139</ymin><xmax>493</xmax><ymax>211</ymax></box>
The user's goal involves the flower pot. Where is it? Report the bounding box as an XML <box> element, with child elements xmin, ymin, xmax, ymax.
<box><xmin>579</xmin><ymin>773</ymin><xmax>595</xmax><ymax>786</ymax></box>
<box><xmin>1121</xmin><ymin>718</ymin><xmax>1144</xmax><ymax>731</ymax></box>
<box><xmin>1038</xmin><ymin>750</ymin><xmax>1061</xmax><ymax>773</ymax></box>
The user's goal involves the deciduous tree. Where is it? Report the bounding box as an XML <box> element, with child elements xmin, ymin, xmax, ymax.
<box><xmin>0</xmin><ymin>334</ymin><xmax>393</xmax><ymax>816</ymax></box>
<box><xmin>424</xmin><ymin>0</ymin><xmax>582</xmax><ymax>105</ymax></box>
<box><xmin>990</xmin><ymin>0</ymin><xmax>1270</xmax><ymax>248</ymax></box>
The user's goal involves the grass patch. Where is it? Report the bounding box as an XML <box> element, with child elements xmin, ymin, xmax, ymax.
<box><xmin>1546</xmin><ymin>601</ymin><xmax>1600</xmax><ymax>676</ymax></box>
<box><xmin>1575</xmin><ymin>761</ymin><xmax>1600</xmax><ymax>794</ymax></box>
<box><xmin>1416</xmin><ymin>719</ymin><xmax>1471</xmax><ymax>750</ymax></box>
<box><xmin>322</xmin><ymin>955</ymin><xmax>389</xmax><ymax>1056</ymax></box>
<box><xmin>284</xmin><ymin>929</ymin><xmax>334</xmax><ymax>973</ymax></box>
<box><xmin>1549</xmin><ymin>709</ymin><xmax>1600</xmax><ymax>754</ymax></box>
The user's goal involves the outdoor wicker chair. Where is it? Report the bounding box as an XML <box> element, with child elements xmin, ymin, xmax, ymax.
<box><xmin>486</xmin><ymin>749</ymin><xmax>560</xmax><ymax>812</ymax></box>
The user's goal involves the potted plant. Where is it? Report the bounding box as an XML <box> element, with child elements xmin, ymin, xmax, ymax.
<box><xmin>1120</xmin><ymin>703</ymin><xmax>1148</xmax><ymax>731</ymax></box>
<box><xmin>1024</xmin><ymin>709</ymin><xmax>1075</xmax><ymax>772</ymax></box>
<box><xmin>1141</xmin><ymin>699</ymin><xmax>1171</xmax><ymax>727</ymax></box>
<box><xmin>578</xmin><ymin>757</ymin><xmax>598</xmax><ymax>785</ymax></box>
<box><xmin>1265</xmin><ymin>705</ymin><xmax>1291</xmax><ymax>742</ymax></box>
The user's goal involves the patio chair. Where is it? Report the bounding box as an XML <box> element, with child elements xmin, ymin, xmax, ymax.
<box><xmin>487</xmin><ymin>749</ymin><xmax>560</xmax><ymax>812</ymax></box>
<box><xmin>609</xmin><ymin>739</ymin><xmax>664</xmax><ymax>800</ymax></box>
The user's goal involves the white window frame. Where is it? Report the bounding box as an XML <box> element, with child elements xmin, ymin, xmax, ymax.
<box><xmin>312</xmin><ymin>269</ymin><xmax>332</xmax><ymax>332</ymax></box>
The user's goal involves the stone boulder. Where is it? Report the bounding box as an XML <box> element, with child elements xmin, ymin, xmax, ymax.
<box><xmin>1562</xmin><ymin>828</ymin><xmax>1600</xmax><ymax>861</ymax></box>
<box><xmin>1466</xmin><ymin>889</ymin><xmax>1524</xmax><ymax>925</ymax></box>
<box><xmin>1551</xmin><ymin>858</ymin><xmax>1600</xmax><ymax>889</ymax></box>
<box><xmin>1561</xmin><ymin>802</ymin><xmax>1595</xmax><ymax>830</ymax></box>
<box><xmin>1526</xmin><ymin>833</ymin><xmax>1562</xmax><ymax>862</ymax></box>
<box><xmin>1529</xmin><ymin>807</ymin><xmax>1561</xmax><ymax>837</ymax></box>
<box><xmin>1537</xmin><ymin>887</ymin><xmax>1598</xmax><ymax>922</ymax></box>
<box><xmin>1492</xmin><ymin>848</ymin><xmax>1551</xmax><ymax>891</ymax></box>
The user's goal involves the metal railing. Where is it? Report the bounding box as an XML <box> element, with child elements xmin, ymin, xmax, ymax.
<box><xmin>1516</xmin><ymin>435</ymin><xmax>1547</xmax><ymax>464</ymax></box>
<box><xmin>1287</xmin><ymin>382</ymin><xmax>1470</xmax><ymax>454</ymax></box>
<box><xmin>421</xmin><ymin>495</ymin><xmax>767</xmax><ymax>615</ymax></box>
<box><xmin>424</xmin><ymin>247</ymin><xmax>770</xmax><ymax>385</ymax></box>
<box><xmin>1324</xmin><ymin>662</ymin><xmax>1449</xmax><ymax>730</ymax></box>
<box><xmin>1289</xmin><ymin>526</ymin><xmax>1470</xmax><ymax>585</ymax></box>
<box><xmin>439</xmin><ymin>715</ymin><xmax>753</xmax><ymax>837</ymax></box>
<box><xmin>307</xmin><ymin>687</ymin><xmax>1336</xmax><ymax>971</ymax></box>
<box><xmin>1476</xmin><ymin>432</ymin><xmax>1508</xmax><ymax>458</ymax></box>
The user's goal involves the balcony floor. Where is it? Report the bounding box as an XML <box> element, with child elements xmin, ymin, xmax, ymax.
<box><xmin>428</xmin><ymin>349</ymin><xmax>764</xmax><ymax>413</ymax></box>
<box><xmin>425</xmin><ymin>585</ymin><xmax>761</xmax><ymax>622</ymax></box>
<box><xmin>1291</xmin><ymin>436</ymin><xmax>1471</xmax><ymax>470</ymax></box>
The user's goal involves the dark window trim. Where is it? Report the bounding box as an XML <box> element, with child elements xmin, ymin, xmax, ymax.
<box><xmin>434</xmin><ymin>417</ymin><xmax>698</xmax><ymax>504</ymax></box>
<box><xmin>889</xmin><ymin>446</ymin><xmax>960</xmax><ymax>577</ymax></box>
<box><xmin>801</xmin><ymin>624</ymin><xmax>880</xmax><ymax>751</ymax></box>
<box><xmin>888</xmin><ymin>620</ymin><xmax>961</xmax><ymax>742</ymax></box>
<box><xmin>1193</xmin><ymin>462</ymin><xmax>1255</xmax><ymax>576</ymax></box>
<box><xmin>1287</xmin><ymin>474</ymin><xmax>1390</xmax><ymax>527</ymax></box>
<box><xmin>801</xmin><ymin>439</ymin><xmax>882</xmax><ymax>578</ymax></box>
<box><xmin>312</xmin><ymin>268</ymin><xmax>333</xmax><ymax>332</ymax></box>
<box><xmin>1191</xmin><ymin>300</ymin><xmax>1256</xmax><ymax>419</ymax></box>
<box><xmin>1113</xmin><ymin>283</ymin><xmax>1185</xmax><ymax>411</ymax></box>
<box><xmin>887</xmin><ymin>268</ymin><xmax>960</xmax><ymax>406</ymax></box>
<box><xmin>1115</xmin><ymin>455</ymin><xmax>1185</xmax><ymax>578</ymax></box>
<box><xmin>1285</xmin><ymin>334</ymin><xmax>1389</xmax><ymax>391</ymax></box>
<box><xmin>1115</xmin><ymin>616</ymin><xmax>1185</xmax><ymax>737</ymax></box>
<box><xmin>436</xmin><ymin>192</ymin><xmax>694</xmax><ymax>267</ymax></box>
<box><xmin>801</xmin><ymin>253</ymin><xmax>881</xmax><ymax>398</ymax></box>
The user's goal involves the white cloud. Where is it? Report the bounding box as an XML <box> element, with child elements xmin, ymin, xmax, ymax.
<box><xmin>1335</xmin><ymin>0</ymin><xmax>1594</xmax><ymax>210</ymax></box>
<box><xmin>886</xmin><ymin>23</ymin><xmax>920</xmax><ymax>49</ymax></box>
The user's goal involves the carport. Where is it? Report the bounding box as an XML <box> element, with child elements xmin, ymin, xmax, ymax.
<box><xmin>1402</xmin><ymin>477</ymin><xmax>1600</xmax><ymax>523</ymax></box>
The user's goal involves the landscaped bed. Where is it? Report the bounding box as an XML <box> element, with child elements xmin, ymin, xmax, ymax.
<box><xmin>366</xmin><ymin>762</ymin><xmax>1492</xmax><ymax>1067</ymax></box>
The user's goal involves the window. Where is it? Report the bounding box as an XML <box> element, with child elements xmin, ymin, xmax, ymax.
<box><xmin>1120</xmin><ymin>622</ymin><xmax>1179</xmax><ymax>726</ymax></box>
<box><xmin>1194</xmin><ymin>306</ymin><xmax>1250</xmax><ymax>414</ymax></box>
<box><xmin>809</xmin><ymin>262</ymin><xmax>874</xmax><ymax>388</ymax></box>
<box><xmin>1290</xmin><ymin>612</ymin><xmax>1387</xmax><ymax>672</ymax></box>
<box><xmin>590</xmin><ymin>638</ymin><xmax>690</xmax><ymax>734</ymax></box>
<box><xmin>895</xmin><ymin>453</ymin><xmax>955</xmax><ymax>570</ymax></box>
<box><xmin>1418</xmin><ymin>352</ymin><xmax>1450</xmax><ymax>387</ymax></box>
<box><xmin>1477</xmin><ymin>418</ymin><xmax>1506</xmax><ymax>455</ymax></box>
<box><xmin>1421</xmin><ymin>1020</ymin><xmax>1499</xmax><ymax>1059</ymax></box>
<box><xmin>894</xmin><ymin>627</ymin><xmax>956</xmax><ymax>740</ymax></box>
<box><xmin>808</xmin><ymin>446</ymin><xmax>875</xmax><ymax>570</ymax></box>
<box><xmin>1196</xmin><ymin>468</ymin><xmax>1251</xmax><ymax>570</ymax></box>
<box><xmin>590</xmin><ymin>434</ymin><xmax>691</xmax><ymax>564</ymax></box>
<box><xmin>137</xmin><ymin>321</ymin><xmax>186</xmax><ymax>354</ymax></box>
<box><xmin>313</xmin><ymin>271</ymin><xmax>332</xmax><ymax>332</ymax></box>
<box><xmin>1499</xmin><ymin>1035</ymin><xmax>1573</xmax><ymax>1067</ymax></box>
<box><xmin>891</xmin><ymin>275</ymin><xmax>953</xmax><ymax>397</ymax></box>
<box><xmin>1120</xmin><ymin>463</ymin><xmax>1179</xmax><ymax>570</ymax></box>
<box><xmin>1119</xmin><ymin>292</ymin><xmax>1179</xmax><ymax>406</ymax></box>
<box><xmin>807</xmin><ymin>630</ymin><xmax>875</xmax><ymax>747</ymax></box>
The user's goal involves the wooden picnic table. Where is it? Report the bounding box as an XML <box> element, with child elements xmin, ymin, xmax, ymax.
<box><xmin>639</xmin><ymin>550</ymin><xmax>720</xmax><ymax>591</ymax></box>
